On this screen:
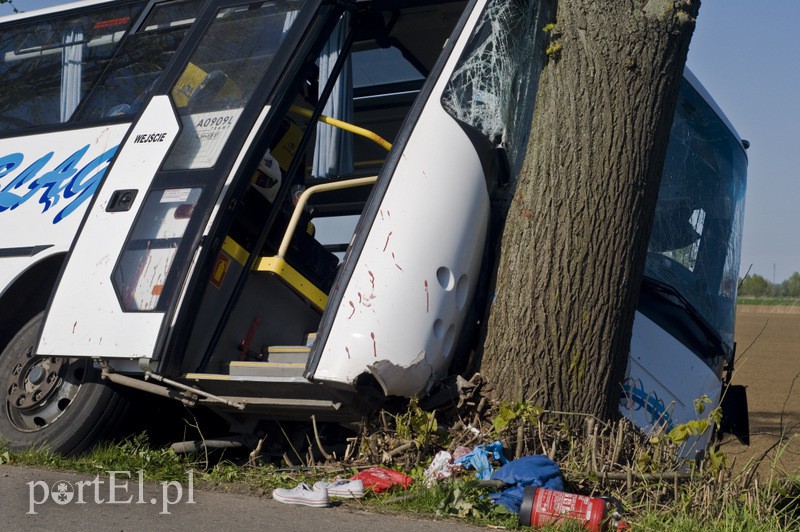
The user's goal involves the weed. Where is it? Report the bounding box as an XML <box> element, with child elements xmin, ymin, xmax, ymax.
<box><xmin>492</xmin><ymin>401</ymin><xmax>543</xmax><ymax>434</ymax></box>
<box><xmin>394</xmin><ymin>398</ymin><xmax>446</xmax><ymax>451</ymax></box>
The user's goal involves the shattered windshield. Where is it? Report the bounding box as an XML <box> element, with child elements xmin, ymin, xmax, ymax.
<box><xmin>644</xmin><ymin>79</ymin><xmax>748</xmax><ymax>352</ymax></box>
<box><xmin>440</xmin><ymin>0</ymin><xmax>546</xmax><ymax>176</ymax></box>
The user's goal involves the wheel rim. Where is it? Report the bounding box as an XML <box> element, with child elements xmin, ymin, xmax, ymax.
<box><xmin>4</xmin><ymin>346</ymin><xmax>88</xmax><ymax>432</ymax></box>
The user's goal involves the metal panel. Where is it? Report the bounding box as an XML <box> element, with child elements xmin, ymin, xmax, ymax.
<box><xmin>38</xmin><ymin>96</ymin><xmax>180</xmax><ymax>358</ymax></box>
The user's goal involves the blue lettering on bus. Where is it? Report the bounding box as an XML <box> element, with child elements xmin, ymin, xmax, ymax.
<box><xmin>620</xmin><ymin>378</ymin><xmax>674</xmax><ymax>430</ymax></box>
<box><xmin>0</xmin><ymin>144</ymin><xmax>119</xmax><ymax>224</ymax></box>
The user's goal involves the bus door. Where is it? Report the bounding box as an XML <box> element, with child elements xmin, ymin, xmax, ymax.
<box><xmin>37</xmin><ymin>0</ymin><xmax>329</xmax><ymax>360</ymax></box>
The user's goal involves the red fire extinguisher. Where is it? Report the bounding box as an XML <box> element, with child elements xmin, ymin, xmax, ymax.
<box><xmin>519</xmin><ymin>486</ymin><xmax>630</xmax><ymax>531</ymax></box>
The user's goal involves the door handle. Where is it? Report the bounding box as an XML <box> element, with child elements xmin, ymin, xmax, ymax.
<box><xmin>106</xmin><ymin>189</ymin><xmax>138</xmax><ymax>212</ymax></box>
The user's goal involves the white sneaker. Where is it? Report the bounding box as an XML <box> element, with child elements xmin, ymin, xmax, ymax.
<box><xmin>272</xmin><ymin>482</ymin><xmax>329</xmax><ymax>507</ymax></box>
<box><xmin>313</xmin><ymin>479</ymin><xmax>365</xmax><ymax>499</ymax></box>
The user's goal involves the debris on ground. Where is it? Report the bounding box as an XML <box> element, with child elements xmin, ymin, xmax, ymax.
<box><xmin>488</xmin><ymin>454</ymin><xmax>564</xmax><ymax>512</ymax></box>
<box><xmin>351</xmin><ymin>467</ymin><xmax>414</xmax><ymax>493</ymax></box>
<box><xmin>455</xmin><ymin>441</ymin><xmax>509</xmax><ymax>480</ymax></box>
<box><xmin>313</xmin><ymin>478</ymin><xmax>365</xmax><ymax>498</ymax></box>
<box><xmin>423</xmin><ymin>450</ymin><xmax>460</xmax><ymax>486</ymax></box>
<box><xmin>272</xmin><ymin>482</ymin><xmax>330</xmax><ymax>507</ymax></box>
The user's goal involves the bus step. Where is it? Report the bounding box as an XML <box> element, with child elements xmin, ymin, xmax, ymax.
<box><xmin>266</xmin><ymin>345</ymin><xmax>310</xmax><ymax>364</ymax></box>
<box><xmin>228</xmin><ymin>360</ymin><xmax>305</xmax><ymax>378</ymax></box>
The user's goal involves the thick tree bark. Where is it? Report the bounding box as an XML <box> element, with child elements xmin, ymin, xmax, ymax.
<box><xmin>480</xmin><ymin>0</ymin><xmax>700</xmax><ymax>421</ymax></box>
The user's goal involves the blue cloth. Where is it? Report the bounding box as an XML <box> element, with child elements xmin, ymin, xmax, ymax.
<box><xmin>454</xmin><ymin>441</ymin><xmax>509</xmax><ymax>480</ymax></box>
<box><xmin>488</xmin><ymin>455</ymin><xmax>564</xmax><ymax>513</ymax></box>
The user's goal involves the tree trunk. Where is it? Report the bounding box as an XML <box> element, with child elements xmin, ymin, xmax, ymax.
<box><xmin>480</xmin><ymin>0</ymin><xmax>700</xmax><ymax>421</ymax></box>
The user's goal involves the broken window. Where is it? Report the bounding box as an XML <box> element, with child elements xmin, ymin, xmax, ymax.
<box><xmin>440</xmin><ymin>0</ymin><xmax>546</xmax><ymax>177</ymax></box>
<box><xmin>645</xmin><ymin>79</ymin><xmax>748</xmax><ymax>350</ymax></box>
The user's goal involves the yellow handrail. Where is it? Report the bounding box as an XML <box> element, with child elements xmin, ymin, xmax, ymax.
<box><xmin>277</xmin><ymin>175</ymin><xmax>378</xmax><ymax>259</ymax></box>
<box><xmin>290</xmin><ymin>105</ymin><xmax>392</xmax><ymax>151</ymax></box>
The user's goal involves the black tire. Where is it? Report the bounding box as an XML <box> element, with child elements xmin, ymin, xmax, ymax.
<box><xmin>0</xmin><ymin>313</ymin><xmax>128</xmax><ymax>455</ymax></box>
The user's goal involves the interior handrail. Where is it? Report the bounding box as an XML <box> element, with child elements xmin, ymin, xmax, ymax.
<box><xmin>290</xmin><ymin>105</ymin><xmax>392</xmax><ymax>151</ymax></box>
<box><xmin>277</xmin><ymin>175</ymin><xmax>378</xmax><ymax>259</ymax></box>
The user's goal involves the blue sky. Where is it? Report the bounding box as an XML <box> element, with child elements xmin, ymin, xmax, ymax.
<box><xmin>684</xmin><ymin>0</ymin><xmax>800</xmax><ymax>283</ymax></box>
<box><xmin>2</xmin><ymin>0</ymin><xmax>797</xmax><ymax>282</ymax></box>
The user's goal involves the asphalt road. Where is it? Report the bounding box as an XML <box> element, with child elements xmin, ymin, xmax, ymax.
<box><xmin>0</xmin><ymin>465</ymin><xmax>481</xmax><ymax>532</ymax></box>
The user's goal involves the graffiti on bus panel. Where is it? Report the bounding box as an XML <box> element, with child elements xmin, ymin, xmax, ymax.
<box><xmin>0</xmin><ymin>145</ymin><xmax>119</xmax><ymax>224</ymax></box>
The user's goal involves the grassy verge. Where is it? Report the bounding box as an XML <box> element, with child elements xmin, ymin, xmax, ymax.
<box><xmin>0</xmin><ymin>433</ymin><xmax>191</xmax><ymax>482</ymax></box>
<box><xmin>2</xmin><ymin>432</ymin><xmax>799</xmax><ymax>531</ymax></box>
<box><xmin>0</xmin><ymin>433</ymin><xmax>352</xmax><ymax>494</ymax></box>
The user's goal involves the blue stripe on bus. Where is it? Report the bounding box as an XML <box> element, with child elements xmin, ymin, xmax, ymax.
<box><xmin>0</xmin><ymin>144</ymin><xmax>120</xmax><ymax>223</ymax></box>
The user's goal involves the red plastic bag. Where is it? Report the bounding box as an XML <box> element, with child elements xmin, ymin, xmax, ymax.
<box><xmin>351</xmin><ymin>467</ymin><xmax>414</xmax><ymax>493</ymax></box>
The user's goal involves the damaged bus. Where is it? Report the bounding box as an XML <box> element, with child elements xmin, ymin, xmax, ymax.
<box><xmin>0</xmin><ymin>0</ymin><xmax>748</xmax><ymax>455</ymax></box>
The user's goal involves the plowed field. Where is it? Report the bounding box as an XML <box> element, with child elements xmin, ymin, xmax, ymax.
<box><xmin>722</xmin><ymin>307</ymin><xmax>800</xmax><ymax>474</ymax></box>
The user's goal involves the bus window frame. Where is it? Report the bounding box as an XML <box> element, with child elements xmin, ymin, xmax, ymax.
<box><xmin>69</xmin><ymin>0</ymin><xmax>207</xmax><ymax>123</ymax></box>
<box><xmin>0</xmin><ymin>0</ymin><xmax>150</xmax><ymax>136</ymax></box>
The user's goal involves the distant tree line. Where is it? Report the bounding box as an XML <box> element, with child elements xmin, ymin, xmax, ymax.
<box><xmin>739</xmin><ymin>272</ymin><xmax>800</xmax><ymax>298</ymax></box>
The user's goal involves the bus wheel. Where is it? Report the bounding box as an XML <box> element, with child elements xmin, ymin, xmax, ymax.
<box><xmin>0</xmin><ymin>313</ymin><xmax>127</xmax><ymax>455</ymax></box>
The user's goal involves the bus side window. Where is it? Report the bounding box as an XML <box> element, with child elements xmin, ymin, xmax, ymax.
<box><xmin>73</xmin><ymin>0</ymin><xmax>204</xmax><ymax>122</ymax></box>
<box><xmin>0</xmin><ymin>2</ymin><xmax>147</xmax><ymax>131</ymax></box>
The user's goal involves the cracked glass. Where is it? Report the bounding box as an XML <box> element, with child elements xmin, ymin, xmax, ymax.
<box><xmin>645</xmin><ymin>80</ymin><xmax>748</xmax><ymax>350</ymax></box>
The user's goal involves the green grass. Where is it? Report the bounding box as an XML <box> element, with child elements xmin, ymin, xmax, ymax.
<box><xmin>0</xmin><ymin>433</ymin><xmax>190</xmax><ymax>481</ymax></box>
<box><xmin>2</xmin><ymin>435</ymin><xmax>799</xmax><ymax>531</ymax></box>
<box><xmin>0</xmin><ymin>433</ymin><xmax>361</xmax><ymax>493</ymax></box>
<box><xmin>375</xmin><ymin>476</ymin><xmax>519</xmax><ymax>528</ymax></box>
<box><xmin>634</xmin><ymin>509</ymin><xmax>783</xmax><ymax>531</ymax></box>
<box><xmin>634</xmin><ymin>475</ymin><xmax>800</xmax><ymax>531</ymax></box>
<box><xmin>737</xmin><ymin>297</ymin><xmax>800</xmax><ymax>306</ymax></box>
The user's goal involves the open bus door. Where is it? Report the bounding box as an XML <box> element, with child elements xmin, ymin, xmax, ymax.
<box><xmin>37</xmin><ymin>0</ymin><xmax>330</xmax><ymax>361</ymax></box>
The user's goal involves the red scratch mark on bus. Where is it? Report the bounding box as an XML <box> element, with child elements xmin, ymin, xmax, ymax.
<box><xmin>358</xmin><ymin>292</ymin><xmax>363</xmax><ymax>304</ymax></box>
<box><xmin>383</xmin><ymin>231</ymin><xmax>393</xmax><ymax>252</ymax></box>
<box><xmin>345</xmin><ymin>346</ymin><xmax>351</xmax><ymax>359</ymax></box>
<box><xmin>392</xmin><ymin>252</ymin><xmax>403</xmax><ymax>271</ymax></box>
<box><xmin>370</xmin><ymin>332</ymin><xmax>377</xmax><ymax>357</ymax></box>
<box><xmin>424</xmin><ymin>280</ymin><xmax>429</xmax><ymax>312</ymax></box>
<box><xmin>348</xmin><ymin>301</ymin><xmax>356</xmax><ymax>319</ymax></box>
<box><xmin>386</xmin><ymin>210</ymin><xmax>391</xmax><ymax>218</ymax></box>
<box><xmin>368</xmin><ymin>271</ymin><xmax>375</xmax><ymax>289</ymax></box>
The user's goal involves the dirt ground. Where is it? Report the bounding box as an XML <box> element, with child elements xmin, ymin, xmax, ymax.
<box><xmin>718</xmin><ymin>307</ymin><xmax>800</xmax><ymax>475</ymax></box>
